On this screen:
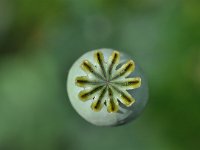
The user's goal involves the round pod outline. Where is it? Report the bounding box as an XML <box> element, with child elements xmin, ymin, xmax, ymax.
<box><xmin>67</xmin><ymin>48</ymin><xmax>148</xmax><ymax>126</ymax></box>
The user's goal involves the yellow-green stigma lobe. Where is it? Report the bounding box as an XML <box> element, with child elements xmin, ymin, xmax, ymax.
<box><xmin>75</xmin><ymin>50</ymin><xmax>141</xmax><ymax>113</ymax></box>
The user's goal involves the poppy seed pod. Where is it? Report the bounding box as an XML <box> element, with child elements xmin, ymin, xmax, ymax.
<box><xmin>67</xmin><ymin>48</ymin><xmax>148</xmax><ymax>126</ymax></box>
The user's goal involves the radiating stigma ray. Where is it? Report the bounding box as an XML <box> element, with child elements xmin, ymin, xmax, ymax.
<box><xmin>76</xmin><ymin>50</ymin><xmax>141</xmax><ymax>113</ymax></box>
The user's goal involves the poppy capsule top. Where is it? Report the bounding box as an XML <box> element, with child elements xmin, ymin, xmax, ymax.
<box><xmin>67</xmin><ymin>48</ymin><xmax>148</xmax><ymax>126</ymax></box>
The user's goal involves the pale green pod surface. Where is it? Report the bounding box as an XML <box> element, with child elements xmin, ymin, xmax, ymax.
<box><xmin>67</xmin><ymin>48</ymin><xmax>148</xmax><ymax>126</ymax></box>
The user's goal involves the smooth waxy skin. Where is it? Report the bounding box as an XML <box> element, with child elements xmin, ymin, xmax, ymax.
<box><xmin>67</xmin><ymin>48</ymin><xmax>148</xmax><ymax>126</ymax></box>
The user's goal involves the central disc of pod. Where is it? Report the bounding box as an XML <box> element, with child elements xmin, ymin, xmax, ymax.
<box><xmin>67</xmin><ymin>48</ymin><xmax>148</xmax><ymax>126</ymax></box>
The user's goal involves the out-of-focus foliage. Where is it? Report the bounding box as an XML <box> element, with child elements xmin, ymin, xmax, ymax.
<box><xmin>0</xmin><ymin>0</ymin><xmax>200</xmax><ymax>150</ymax></box>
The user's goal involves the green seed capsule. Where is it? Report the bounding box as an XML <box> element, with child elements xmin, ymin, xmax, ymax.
<box><xmin>67</xmin><ymin>48</ymin><xmax>148</xmax><ymax>126</ymax></box>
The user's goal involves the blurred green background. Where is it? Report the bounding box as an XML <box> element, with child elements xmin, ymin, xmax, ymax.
<box><xmin>0</xmin><ymin>0</ymin><xmax>200</xmax><ymax>150</ymax></box>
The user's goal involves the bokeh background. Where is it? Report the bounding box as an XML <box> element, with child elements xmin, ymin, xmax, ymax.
<box><xmin>0</xmin><ymin>0</ymin><xmax>200</xmax><ymax>150</ymax></box>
